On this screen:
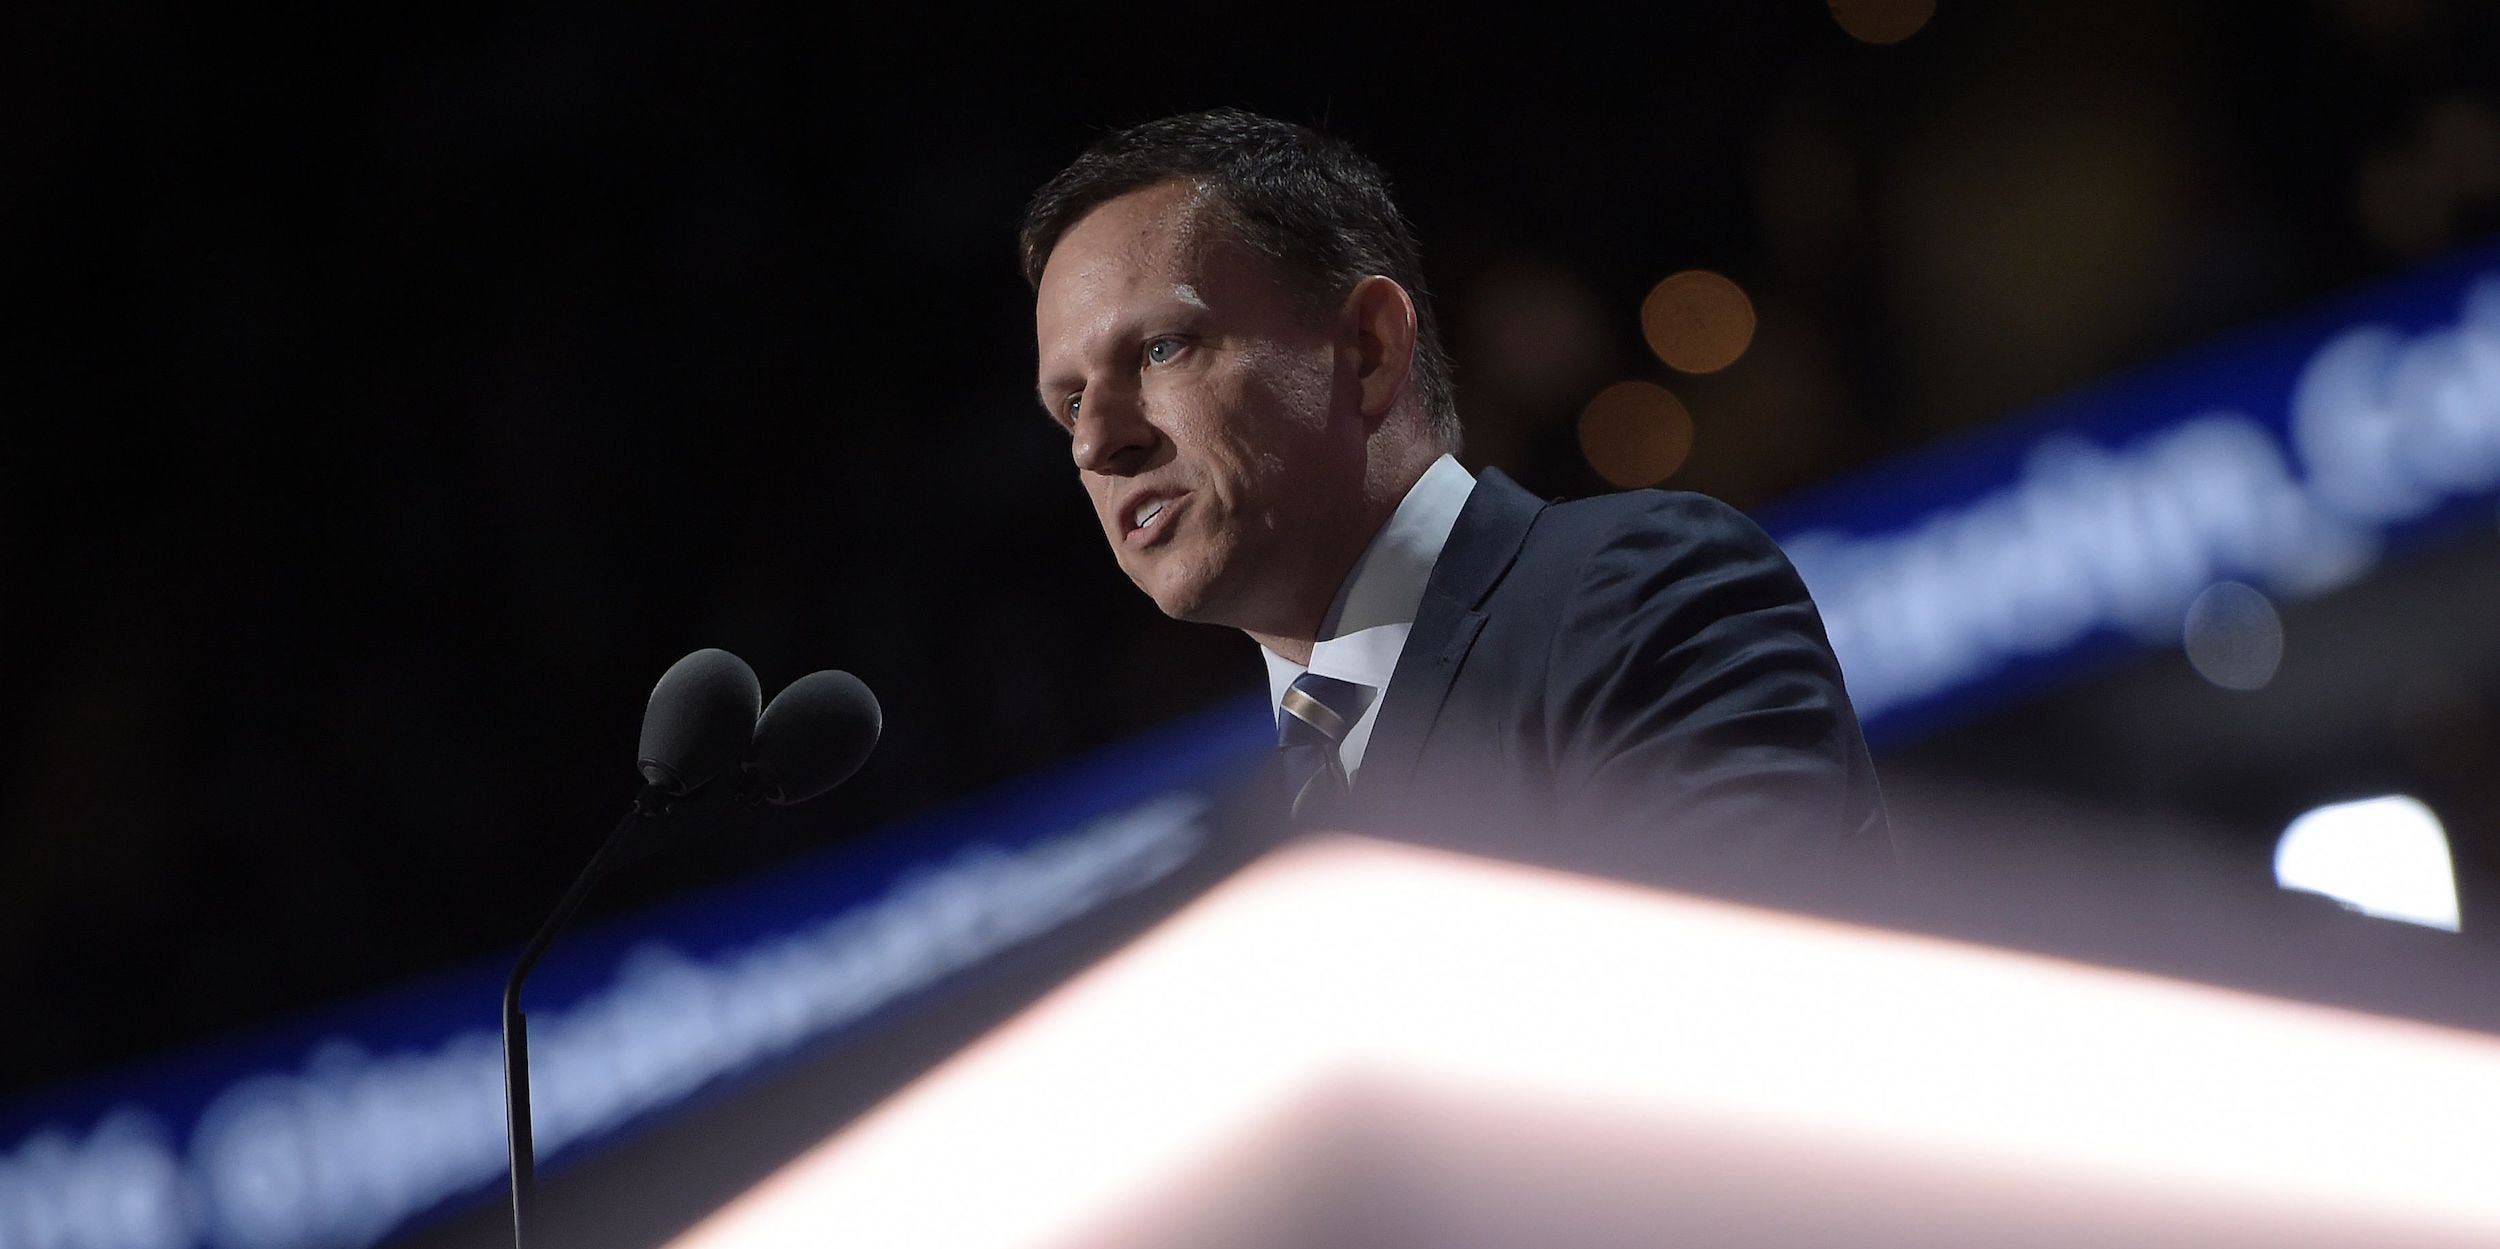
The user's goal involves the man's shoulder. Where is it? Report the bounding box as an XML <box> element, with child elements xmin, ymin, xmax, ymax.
<box><xmin>1536</xmin><ymin>485</ymin><xmax>1765</xmax><ymax>538</ymax></box>
<box><xmin>1499</xmin><ymin>485</ymin><xmax>1789</xmax><ymax>587</ymax></box>
<box><xmin>1427</xmin><ymin>473</ymin><xmax>1813</xmax><ymax>648</ymax></box>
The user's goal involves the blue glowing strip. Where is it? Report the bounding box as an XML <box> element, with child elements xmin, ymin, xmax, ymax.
<box><xmin>0</xmin><ymin>696</ymin><xmax>1272</xmax><ymax>1249</ymax></box>
<box><xmin>1760</xmin><ymin>240</ymin><xmax>2500</xmax><ymax>744</ymax></box>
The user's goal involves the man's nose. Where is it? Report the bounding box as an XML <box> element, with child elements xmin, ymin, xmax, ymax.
<box><xmin>1070</xmin><ymin>384</ymin><xmax>1156</xmax><ymax>475</ymax></box>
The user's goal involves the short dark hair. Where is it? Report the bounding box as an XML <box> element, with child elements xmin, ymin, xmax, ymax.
<box><xmin>1018</xmin><ymin>108</ymin><xmax>1461</xmax><ymax>452</ymax></box>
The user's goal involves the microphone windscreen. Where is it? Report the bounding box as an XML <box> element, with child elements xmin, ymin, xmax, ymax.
<box><xmin>750</xmin><ymin>670</ymin><xmax>882</xmax><ymax>805</ymax></box>
<box><xmin>637</xmin><ymin>648</ymin><xmax>762</xmax><ymax>795</ymax></box>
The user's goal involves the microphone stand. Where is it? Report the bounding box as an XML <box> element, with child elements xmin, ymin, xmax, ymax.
<box><xmin>502</xmin><ymin>785</ymin><xmax>732</xmax><ymax>1248</ymax></box>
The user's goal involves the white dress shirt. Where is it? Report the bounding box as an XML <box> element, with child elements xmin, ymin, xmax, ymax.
<box><xmin>1261</xmin><ymin>454</ymin><xmax>1477</xmax><ymax>780</ymax></box>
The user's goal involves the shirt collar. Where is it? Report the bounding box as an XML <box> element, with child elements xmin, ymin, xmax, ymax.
<box><xmin>1262</xmin><ymin>453</ymin><xmax>1476</xmax><ymax>702</ymax></box>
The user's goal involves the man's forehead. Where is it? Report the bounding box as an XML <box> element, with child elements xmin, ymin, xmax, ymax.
<box><xmin>1048</xmin><ymin>181</ymin><xmax>1219</xmax><ymax>294</ymax></box>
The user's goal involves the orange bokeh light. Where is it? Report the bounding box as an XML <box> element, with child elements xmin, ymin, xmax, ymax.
<box><xmin>1829</xmin><ymin>0</ymin><xmax>1935</xmax><ymax>45</ymax></box>
<box><xmin>1639</xmin><ymin>270</ymin><xmax>1756</xmax><ymax>374</ymax></box>
<box><xmin>1577</xmin><ymin>381</ymin><xmax>1695</xmax><ymax>488</ymax></box>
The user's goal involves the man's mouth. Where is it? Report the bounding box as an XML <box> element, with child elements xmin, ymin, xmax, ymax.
<box><xmin>1124</xmin><ymin>492</ymin><xmax>1184</xmax><ymax>547</ymax></box>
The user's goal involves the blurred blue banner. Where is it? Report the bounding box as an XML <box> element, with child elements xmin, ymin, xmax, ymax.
<box><xmin>1762</xmin><ymin>241</ymin><xmax>2500</xmax><ymax>743</ymax></box>
<box><xmin>0</xmin><ymin>700</ymin><xmax>1270</xmax><ymax>1249</ymax></box>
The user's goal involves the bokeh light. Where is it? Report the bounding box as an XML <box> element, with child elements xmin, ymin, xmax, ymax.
<box><xmin>2181</xmin><ymin>581</ymin><xmax>2284</xmax><ymax>692</ymax></box>
<box><xmin>1639</xmin><ymin>270</ymin><xmax>1756</xmax><ymax>374</ymax></box>
<box><xmin>1830</xmin><ymin>0</ymin><xmax>1936</xmax><ymax>45</ymax></box>
<box><xmin>1577</xmin><ymin>381</ymin><xmax>1696</xmax><ymax>488</ymax></box>
<box><xmin>2276</xmin><ymin>795</ymin><xmax>2461</xmax><ymax>931</ymax></box>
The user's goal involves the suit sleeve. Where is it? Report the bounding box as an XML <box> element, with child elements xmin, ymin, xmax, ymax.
<box><xmin>1543</xmin><ymin>493</ymin><xmax>1893</xmax><ymax>896</ymax></box>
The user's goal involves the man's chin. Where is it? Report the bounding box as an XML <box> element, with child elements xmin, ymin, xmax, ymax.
<box><xmin>1145</xmin><ymin>585</ymin><xmax>1215</xmax><ymax>624</ymax></box>
<box><xmin>1132</xmin><ymin>569</ymin><xmax>1230</xmax><ymax>627</ymax></box>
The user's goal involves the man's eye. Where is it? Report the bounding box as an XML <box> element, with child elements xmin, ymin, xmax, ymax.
<box><xmin>1145</xmin><ymin>338</ymin><xmax>1183</xmax><ymax>365</ymax></box>
<box><xmin>1064</xmin><ymin>395</ymin><xmax>1081</xmax><ymax>424</ymax></box>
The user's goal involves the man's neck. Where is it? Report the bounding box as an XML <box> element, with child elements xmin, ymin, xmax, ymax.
<box><xmin>1249</xmin><ymin>628</ymin><xmax>1315</xmax><ymax>667</ymax></box>
<box><xmin>1245</xmin><ymin>442</ymin><xmax>1453</xmax><ymax>669</ymax></box>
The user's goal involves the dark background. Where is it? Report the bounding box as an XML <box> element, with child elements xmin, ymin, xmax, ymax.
<box><xmin>8</xmin><ymin>2</ymin><xmax>2498</xmax><ymax>1096</ymax></box>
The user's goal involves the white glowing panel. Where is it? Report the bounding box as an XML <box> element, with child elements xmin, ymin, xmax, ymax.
<box><xmin>2277</xmin><ymin>794</ymin><xmax>2462</xmax><ymax>932</ymax></box>
<box><xmin>669</xmin><ymin>836</ymin><xmax>2500</xmax><ymax>1249</ymax></box>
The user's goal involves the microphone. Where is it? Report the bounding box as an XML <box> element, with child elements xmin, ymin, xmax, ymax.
<box><xmin>592</xmin><ymin>649</ymin><xmax>769</xmax><ymax>871</ymax></box>
<box><xmin>612</xmin><ymin>668</ymin><xmax>884</xmax><ymax>854</ymax></box>
<box><xmin>636</xmin><ymin>648</ymin><xmax>763</xmax><ymax>796</ymax></box>
<box><xmin>502</xmin><ymin>650</ymin><xmax>886</xmax><ymax>1249</ymax></box>
<box><xmin>746</xmin><ymin>670</ymin><xmax>882</xmax><ymax>805</ymax></box>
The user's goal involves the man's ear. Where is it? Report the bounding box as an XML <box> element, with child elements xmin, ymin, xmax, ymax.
<box><xmin>1342</xmin><ymin>275</ymin><xmax>1417</xmax><ymax>427</ymax></box>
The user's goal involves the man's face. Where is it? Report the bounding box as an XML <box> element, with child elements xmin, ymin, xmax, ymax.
<box><xmin>1034</xmin><ymin>181</ymin><xmax>1368</xmax><ymax>639</ymax></box>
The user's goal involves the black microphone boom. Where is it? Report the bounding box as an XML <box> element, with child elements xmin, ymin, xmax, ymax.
<box><xmin>501</xmin><ymin>647</ymin><xmax>765</xmax><ymax>1249</ymax></box>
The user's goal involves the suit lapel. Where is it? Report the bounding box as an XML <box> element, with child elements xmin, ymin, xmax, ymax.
<box><xmin>1355</xmin><ymin>469</ymin><xmax>1546</xmax><ymax>806</ymax></box>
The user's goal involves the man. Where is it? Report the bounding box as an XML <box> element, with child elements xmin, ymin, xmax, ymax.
<box><xmin>1022</xmin><ymin>109</ymin><xmax>1891</xmax><ymax>899</ymax></box>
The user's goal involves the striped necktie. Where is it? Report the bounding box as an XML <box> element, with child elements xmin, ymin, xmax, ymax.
<box><xmin>1277</xmin><ymin>672</ymin><xmax>1375</xmax><ymax>823</ymax></box>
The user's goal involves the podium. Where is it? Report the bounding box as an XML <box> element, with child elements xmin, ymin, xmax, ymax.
<box><xmin>662</xmin><ymin>836</ymin><xmax>2500</xmax><ymax>1249</ymax></box>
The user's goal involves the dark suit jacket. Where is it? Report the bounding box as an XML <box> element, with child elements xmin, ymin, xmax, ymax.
<box><xmin>1338</xmin><ymin>468</ymin><xmax>1893</xmax><ymax>902</ymax></box>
